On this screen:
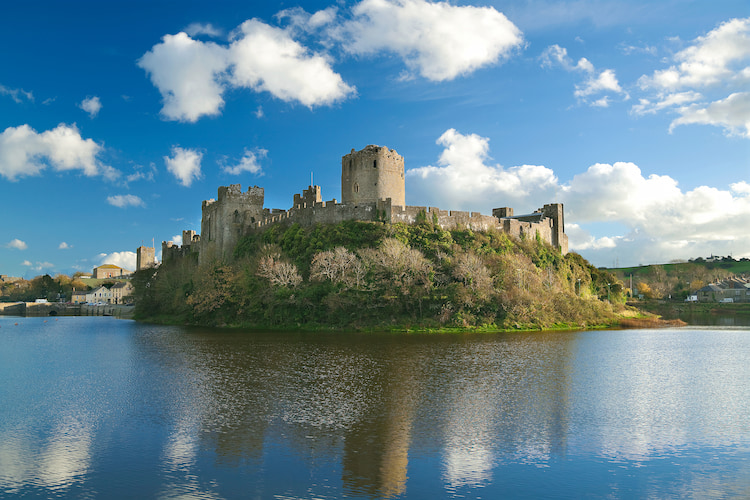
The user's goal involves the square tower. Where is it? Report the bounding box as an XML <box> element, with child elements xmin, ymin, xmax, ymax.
<box><xmin>136</xmin><ymin>246</ymin><xmax>156</xmax><ymax>270</ymax></box>
<box><xmin>341</xmin><ymin>145</ymin><xmax>405</xmax><ymax>206</ymax></box>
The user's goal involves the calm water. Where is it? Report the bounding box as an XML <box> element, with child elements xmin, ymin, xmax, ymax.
<box><xmin>1</xmin><ymin>317</ymin><xmax>749</xmax><ymax>499</ymax></box>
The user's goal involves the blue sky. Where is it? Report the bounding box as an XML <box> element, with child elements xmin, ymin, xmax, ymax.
<box><xmin>1</xmin><ymin>0</ymin><xmax>748</xmax><ymax>278</ymax></box>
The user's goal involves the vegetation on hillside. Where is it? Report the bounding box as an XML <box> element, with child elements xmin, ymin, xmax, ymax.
<box><xmin>133</xmin><ymin>220</ymin><xmax>627</xmax><ymax>331</ymax></box>
<box><xmin>0</xmin><ymin>273</ymin><xmax>93</xmax><ymax>302</ymax></box>
<box><xmin>610</xmin><ymin>256</ymin><xmax>750</xmax><ymax>300</ymax></box>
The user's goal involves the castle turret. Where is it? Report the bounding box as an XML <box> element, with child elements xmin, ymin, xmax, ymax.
<box><xmin>540</xmin><ymin>203</ymin><xmax>568</xmax><ymax>254</ymax></box>
<box><xmin>199</xmin><ymin>184</ymin><xmax>265</xmax><ymax>264</ymax></box>
<box><xmin>136</xmin><ymin>245</ymin><xmax>156</xmax><ymax>270</ymax></box>
<box><xmin>342</xmin><ymin>145</ymin><xmax>405</xmax><ymax>206</ymax></box>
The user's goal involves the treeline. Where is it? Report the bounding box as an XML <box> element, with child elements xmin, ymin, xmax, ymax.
<box><xmin>0</xmin><ymin>273</ymin><xmax>91</xmax><ymax>302</ymax></box>
<box><xmin>133</xmin><ymin>220</ymin><xmax>626</xmax><ymax>330</ymax></box>
<box><xmin>613</xmin><ymin>258</ymin><xmax>750</xmax><ymax>300</ymax></box>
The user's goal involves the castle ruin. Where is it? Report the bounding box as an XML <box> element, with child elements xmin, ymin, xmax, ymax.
<box><xmin>162</xmin><ymin>145</ymin><xmax>567</xmax><ymax>264</ymax></box>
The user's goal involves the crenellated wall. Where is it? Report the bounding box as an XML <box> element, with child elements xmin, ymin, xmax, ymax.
<box><xmin>165</xmin><ymin>145</ymin><xmax>568</xmax><ymax>265</ymax></box>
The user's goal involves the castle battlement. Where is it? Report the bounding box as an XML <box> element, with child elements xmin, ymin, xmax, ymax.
<box><xmin>167</xmin><ymin>145</ymin><xmax>567</xmax><ymax>265</ymax></box>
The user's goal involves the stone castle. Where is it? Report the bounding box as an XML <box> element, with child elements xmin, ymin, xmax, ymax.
<box><xmin>162</xmin><ymin>145</ymin><xmax>568</xmax><ymax>264</ymax></box>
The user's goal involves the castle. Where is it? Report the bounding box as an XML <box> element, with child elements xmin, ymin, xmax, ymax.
<box><xmin>162</xmin><ymin>145</ymin><xmax>568</xmax><ymax>264</ymax></box>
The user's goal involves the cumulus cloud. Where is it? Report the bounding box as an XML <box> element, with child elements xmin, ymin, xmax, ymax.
<box><xmin>138</xmin><ymin>19</ymin><xmax>355</xmax><ymax>122</ymax></box>
<box><xmin>98</xmin><ymin>251</ymin><xmax>137</xmax><ymax>271</ymax></box>
<box><xmin>540</xmin><ymin>44</ymin><xmax>626</xmax><ymax>106</ymax></box>
<box><xmin>221</xmin><ymin>148</ymin><xmax>266</xmax><ymax>175</ymax></box>
<box><xmin>334</xmin><ymin>0</ymin><xmax>523</xmax><ymax>81</ymax></box>
<box><xmin>79</xmin><ymin>96</ymin><xmax>102</xmax><ymax>118</ymax></box>
<box><xmin>407</xmin><ymin>129</ymin><xmax>558</xmax><ymax>211</ymax></box>
<box><xmin>635</xmin><ymin>17</ymin><xmax>750</xmax><ymax>137</ymax></box>
<box><xmin>228</xmin><ymin>19</ymin><xmax>355</xmax><ymax>107</ymax></box>
<box><xmin>669</xmin><ymin>92</ymin><xmax>750</xmax><ymax>138</ymax></box>
<box><xmin>5</xmin><ymin>239</ymin><xmax>28</xmax><ymax>250</ymax></box>
<box><xmin>408</xmin><ymin>129</ymin><xmax>750</xmax><ymax>266</ymax></box>
<box><xmin>138</xmin><ymin>33</ymin><xmax>229</xmax><ymax>122</ymax></box>
<box><xmin>107</xmin><ymin>194</ymin><xmax>145</xmax><ymax>208</ymax></box>
<box><xmin>0</xmin><ymin>84</ymin><xmax>33</xmax><ymax>103</ymax></box>
<box><xmin>59</xmin><ymin>242</ymin><xmax>71</xmax><ymax>249</ymax></box>
<box><xmin>164</xmin><ymin>146</ymin><xmax>202</xmax><ymax>186</ymax></box>
<box><xmin>0</xmin><ymin>124</ymin><xmax>117</xmax><ymax>181</ymax></box>
<box><xmin>184</xmin><ymin>22</ymin><xmax>223</xmax><ymax>38</ymax></box>
<box><xmin>170</xmin><ymin>234</ymin><xmax>183</xmax><ymax>246</ymax></box>
<box><xmin>639</xmin><ymin>17</ymin><xmax>750</xmax><ymax>91</ymax></box>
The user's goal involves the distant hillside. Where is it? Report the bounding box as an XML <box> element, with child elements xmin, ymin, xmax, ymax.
<box><xmin>606</xmin><ymin>256</ymin><xmax>750</xmax><ymax>300</ymax></box>
<box><xmin>133</xmin><ymin>220</ymin><xmax>628</xmax><ymax>331</ymax></box>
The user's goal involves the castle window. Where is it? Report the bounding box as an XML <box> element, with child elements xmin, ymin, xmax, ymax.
<box><xmin>354</xmin><ymin>183</ymin><xmax>359</xmax><ymax>193</ymax></box>
<box><xmin>373</xmin><ymin>160</ymin><xmax>377</xmax><ymax>168</ymax></box>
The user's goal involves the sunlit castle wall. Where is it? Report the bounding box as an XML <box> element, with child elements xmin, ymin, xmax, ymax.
<box><xmin>341</xmin><ymin>145</ymin><xmax>405</xmax><ymax>207</ymax></box>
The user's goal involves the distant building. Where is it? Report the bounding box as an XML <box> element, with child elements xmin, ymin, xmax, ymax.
<box><xmin>111</xmin><ymin>281</ymin><xmax>134</xmax><ymax>304</ymax></box>
<box><xmin>87</xmin><ymin>285</ymin><xmax>112</xmax><ymax>304</ymax></box>
<box><xmin>0</xmin><ymin>274</ymin><xmax>21</xmax><ymax>283</ymax></box>
<box><xmin>71</xmin><ymin>290</ymin><xmax>88</xmax><ymax>304</ymax></box>
<box><xmin>93</xmin><ymin>264</ymin><xmax>130</xmax><ymax>279</ymax></box>
<box><xmin>136</xmin><ymin>246</ymin><xmax>156</xmax><ymax>271</ymax></box>
<box><xmin>697</xmin><ymin>278</ymin><xmax>750</xmax><ymax>302</ymax></box>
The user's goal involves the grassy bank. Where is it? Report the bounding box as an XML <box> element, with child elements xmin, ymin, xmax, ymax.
<box><xmin>134</xmin><ymin>220</ymin><xmax>628</xmax><ymax>331</ymax></box>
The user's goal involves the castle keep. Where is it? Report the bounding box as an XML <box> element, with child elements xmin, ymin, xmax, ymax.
<box><xmin>163</xmin><ymin>145</ymin><xmax>568</xmax><ymax>264</ymax></box>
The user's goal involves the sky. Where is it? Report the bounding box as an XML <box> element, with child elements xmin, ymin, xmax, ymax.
<box><xmin>1</xmin><ymin>0</ymin><xmax>748</xmax><ymax>278</ymax></box>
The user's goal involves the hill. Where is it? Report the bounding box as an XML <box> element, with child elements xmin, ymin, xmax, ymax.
<box><xmin>606</xmin><ymin>256</ymin><xmax>750</xmax><ymax>300</ymax></box>
<box><xmin>133</xmin><ymin>220</ymin><xmax>629</xmax><ymax>331</ymax></box>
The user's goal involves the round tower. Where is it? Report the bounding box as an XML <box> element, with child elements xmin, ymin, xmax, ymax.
<box><xmin>341</xmin><ymin>145</ymin><xmax>405</xmax><ymax>206</ymax></box>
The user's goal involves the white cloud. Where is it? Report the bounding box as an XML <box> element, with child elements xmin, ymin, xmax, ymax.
<box><xmin>21</xmin><ymin>260</ymin><xmax>32</xmax><ymax>266</ymax></box>
<box><xmin>138</xmin><ymin>20</ymin><xmax>355</xmax><ymax>122</ymax></box>
<box><xmin>59</xmin><ymin>242</ymin><xmax>71</xmax><ymax>249</ymax></box>
<box><xmin>634</xmin><ymin>17</ymin><xmax>750</xmax><ymax>138</ymax></box>
<box><xmin>408</xmin><ymin>129</ymin><xmax>750</xmax><ymax>266</ymax></box>
<box><xmin>125</xmin><ymin>163</ymin><xmax>157</xmax><ymax>184</ymax></box>
<box><xmin>566</xmin><ymin>224</ymin><xmax>618</xmax><ymax>251</ymax></box>
<box><xmin>184</xmin><ymin>22</ymin><xmax>223</xmax><ymax>38</ymax></box>
<box><xmin>228</xmin><ymin>19</ymin><xmax>355</xmax><ymax>107</ymax></box>
<box><xmin>79</xmin><ymin>96</ymin><xmax>102</xmax><ymax>118</ymax></box>
<box><xmin>138</xmin><ymin>32</ymin><xmax>229</xmax><ymax>122</ymax></box>
<box><xmin>170</xmin><ymin>234</ymin><xmax>183</xmax><ymax>246</ymax></box>
<box><xmin>540</xmin><ymin>44</ymin><xmax>626</xmax><ymax>106</ymax></box>
<box><xmin>631</xmin><ymin>91</ymin><xmax>702</xmax><ymax>115</ymax></box>
<box><xmin>24</xmin><ymin>261</ymin><xmax>55</xmax><ymax>272</ymax></box>
<box><xmin>276</xmin><ymin>6</ymin><xmax>338</xmax><ymax>32</ymax></box>
<box><xmin>0</xmin><ymin>84</ymin><xmax>33</xmax><ymax>103</ymax></box>
<box><xmin>669</xmin><ymin>92</ymin><xmax>750</xmax><ymax>138</ymax></box>
<box><xmin>640</xmin><ymin>17</ymin><xmax>750</xmax><ymax>91</ymax></box>
<box><xmin>335</xmin><ymin>0</ymin><xmax>523</xmax><ymax>81</ymax></box>
<box><xmin>107</xmin><ymin>194</ymin><xmax>145</xmax><ymax>208</ymax></box>
<box><xmin>407</xmin><ymin>129</ymin><xmax>558</xmax><ymax>212</ymax></box>
<box><xmin>0</xmin><ymin>124</ymin><xmax>117</xmax><ymax>181</ymax></box>
<box><xmin>164</xmin><ymin>146</ymin><xmax>202</xmax><ymax>187</ymax></box>
<box><xmin>222</xmin><ymin>148</ymin><xmax>266</xmax><ymax>175</ymax></box>
<box><xmin>6</xmin><ymin>239</ymin><xmax>28</xmax><ymax>250</ymax></box>
<box><xmin>98</xmin><ymin>251</ymin><xmax>137</xmax><ymax>271</ymax></box>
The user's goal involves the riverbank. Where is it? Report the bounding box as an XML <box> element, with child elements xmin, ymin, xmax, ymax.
<box><xmin>0</xmin><ymin>302</ymin><xmax>135</xmax><ymax>319</ymax></box>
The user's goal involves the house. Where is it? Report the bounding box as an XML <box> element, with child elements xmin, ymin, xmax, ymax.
<box><xmin>697</xmin><ymin>278</ymin><xmax>750</xmax><ymax>302</ymax></box>
<box><xmin>71</xmin><ymin>290</ymin><xmax>88</xmax><ymax>304</ymax></box>
<box><xmin>111</xmin><ymin>281</ymin><xmax>134</xmax><ymax>304</ymax></box>
<box><xmin>87</xmin><ymin>285</ymin><xmax>112</xmax><ymax>304</ymax></box>
<box><xmin>93</xmin><ymin>264</ymin><xmax>131</xmax><ymax>279</ymax></box>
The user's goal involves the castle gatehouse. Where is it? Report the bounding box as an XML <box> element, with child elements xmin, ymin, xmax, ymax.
<box><xmin>163</xmin><ymin>145</ymin><xmax>568</xmax><ymax>264</ymax></box>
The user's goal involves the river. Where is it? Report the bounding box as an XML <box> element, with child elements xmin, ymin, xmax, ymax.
<box><xmin>1</xmin><ymin>316</ymin><xmax>748</xmax><ymax>499</ymax></box>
